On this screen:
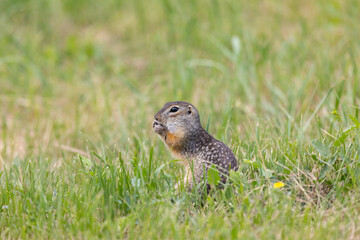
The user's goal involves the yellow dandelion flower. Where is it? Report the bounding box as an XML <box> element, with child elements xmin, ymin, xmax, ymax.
<box><xmin>273</xmin><ymin>181</ymin><xmax>285</xmax><ymax>188</ymax></box>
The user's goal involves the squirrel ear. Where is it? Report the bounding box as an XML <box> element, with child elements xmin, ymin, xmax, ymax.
<box><xmin>188</xmin><ymin>106</ymin><xmax>192</xmax><ymax>114</ymax></box>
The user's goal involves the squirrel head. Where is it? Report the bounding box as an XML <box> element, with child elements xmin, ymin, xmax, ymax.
<box><xmin>153</xmin><ymin>101</ymin><xmax>202</xmax><ymax>147</ymax></box>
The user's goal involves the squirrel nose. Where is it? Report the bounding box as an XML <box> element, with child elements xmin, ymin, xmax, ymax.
<box><xmin>154</xmin><ymin>113</ymin><xmax>161</xmax><ymax>122</ymax></box>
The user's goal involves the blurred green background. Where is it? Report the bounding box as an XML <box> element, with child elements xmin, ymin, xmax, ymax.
<box><xmin>0</xmin><ymin>0</ymin><xmax>360</xmax><ymax>238</ymax></box>
<box><xmin>1</xmin><ymin>0</ymin><xmax>359</xmax><ymax>163</ymax></box>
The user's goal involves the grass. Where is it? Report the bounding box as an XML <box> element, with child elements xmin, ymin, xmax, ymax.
<box><xmin>1</xmin><ymin>0</ymin><xmax>360</xmax><ymax>239</ymax></box>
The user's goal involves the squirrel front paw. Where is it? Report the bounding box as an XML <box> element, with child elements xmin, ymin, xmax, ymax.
<box><xmin>153</xmin><ymin>120</ymin><xmax>167</xmax><ymax>135</ymax></box>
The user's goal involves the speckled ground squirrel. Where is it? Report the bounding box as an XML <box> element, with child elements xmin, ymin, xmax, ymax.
<box><xmin>152</xmin><ymin>101</ymin><xmax>238</xmax><ymax>191</ymax></box>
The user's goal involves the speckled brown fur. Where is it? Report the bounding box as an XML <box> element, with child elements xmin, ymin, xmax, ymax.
<box><xmin>153</xmin><ymin>101</ymin><xmax>238</xmax><ymax>191</ymax></box>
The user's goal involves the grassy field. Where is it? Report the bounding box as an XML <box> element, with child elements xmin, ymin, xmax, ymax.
<box><xmin>1</xmin><ymin>0</ymin><xmax>360</xmax><ymax>239</ymax></box>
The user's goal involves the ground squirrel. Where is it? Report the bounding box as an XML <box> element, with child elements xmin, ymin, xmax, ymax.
<box><xmin>152</xmin><ymin>101</ymin><xmax>238</xmax><ymax>191</ymax></box>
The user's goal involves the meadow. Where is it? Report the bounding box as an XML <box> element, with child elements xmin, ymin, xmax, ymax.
<box><xmin>1</xmin><ymin>0</ymin><xmax>360</xmax><ymax>239</ymax></box>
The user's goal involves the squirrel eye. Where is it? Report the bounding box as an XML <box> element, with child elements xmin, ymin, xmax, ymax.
<box><xmin>169</xmin><ymin>107</ymin><xmax>179</xmax><ymax>113</ymax></box>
